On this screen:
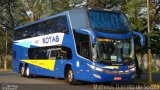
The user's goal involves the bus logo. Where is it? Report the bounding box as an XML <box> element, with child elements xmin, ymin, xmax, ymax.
<box><xmin>42</xmin><ymin>35</ymin><xmax>59</xmax><ymax>44</ymax></box>
<box><xmin>118</xmin><ymin>58</ymin><xmax>122</xmax><ymax>62</ymax></box>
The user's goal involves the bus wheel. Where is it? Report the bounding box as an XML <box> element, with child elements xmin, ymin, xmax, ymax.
<box><xmin>26</xmin><ymin>66</ymin><xmax>32</xmax><ymax>78</ymax></box>
<box><xmin>20</xmin><ymin>66</ymin><xmax>25</xmax><ymax>77</ymax></box>
<box><xmin>66</xmin><ymin>68</ymin><xmax>76</xmax><ymax>85</ymax></box>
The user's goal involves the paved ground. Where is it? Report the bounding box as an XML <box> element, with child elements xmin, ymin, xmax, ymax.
<box><xmin>141</xmin><ymin>73</ymin><xmax>160</xmax><ymax>82</ymax></box>
<box><xmin>0</xmin><ymin>71</ymin><xmax>66</xmax><ymax>84</ymax></box>
<box><xmin>0</xmin><ymin>71</ymin><xmax>93</xmax><ymax>90</ymax></box>
<box><xmin>0</xmin><ymin>71</ymin><xmax>160</xmax><ymax>90</ymax></box>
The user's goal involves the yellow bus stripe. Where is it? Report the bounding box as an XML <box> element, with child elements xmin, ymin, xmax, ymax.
<box><xmin>102</xmin><ymin>66</ymin><xmax>119</xmax><ymax>69</ymax></box>
<box><xmin>21</xmin><ymin>60</ymin><xmax>56</xmax><ymax>71</ymax></box>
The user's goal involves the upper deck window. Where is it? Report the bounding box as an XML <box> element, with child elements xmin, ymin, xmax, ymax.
<box><xmin>87</xmin><ymin>10</ymin><xmax>130</xmax><ymax>31</ymax></box>
<box><xmin>14</xmin><ymin>16</ymin><xmax>69</xmax><ymax>40</ymax></box>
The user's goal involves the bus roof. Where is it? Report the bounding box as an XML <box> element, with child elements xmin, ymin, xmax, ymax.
<box><xmin>15</xmin><ymin>7</ymin><xmax>123</xmax><ymax>30</ymax></box>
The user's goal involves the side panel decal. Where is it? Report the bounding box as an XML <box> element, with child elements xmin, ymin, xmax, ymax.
<box><xmin>14</xmin><ymin>33</ymin><xmax>64</xmax><ymax>47</ymax></box>
<box><xmin>21</xmin><ymin>60</ymin><xmax>56</xmax><ymax>71</ymax></box>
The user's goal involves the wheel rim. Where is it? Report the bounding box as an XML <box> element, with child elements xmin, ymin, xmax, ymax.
<box><xmin>26</xmin><ymin>67</ymin><xmax>29</xmax><ymax>76</ymax></box>
<box><xmin>68</xmin><ymin>70</ymin><xmax>73</xmax><ymax>82</ymax></box>
<box><xmin>21</xmin><ymin>67</ymin><xmax>24</xmax><ymax>75</ymax></box>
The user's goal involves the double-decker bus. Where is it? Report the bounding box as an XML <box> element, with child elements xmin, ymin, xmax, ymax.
<box><xmin>12</xmin><ymin>8</ymin><xmax>144</xmax><ymax>84</ymax></box>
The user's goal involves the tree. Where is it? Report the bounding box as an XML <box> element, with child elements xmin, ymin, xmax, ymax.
<box><xmin>20</xmin><ymin>0</ymin><xmax>48</xmax><ymax>21</ymax></box>
<box><xmin>86</xmin><ymin>0</ymin><xmax>160</xmax><ymax>34</ymax></box>
<box><xmin>0</xmin><ymin>0</ymin><xmax>14</xmax><ymax>31</ymax></box>
<box><xmin>0</xmin><ymin>0</ymin><xmax>15</xmax><ymax>55</ymax></box>
<box><xmin>122</xmin><ymin>0</ymin><xmax>148</xmax><ymax>32</ymax></box>
<box><xmin>150</xmin><ymin>0</ymin><xmax>160</xmax><ymax>35</ymax></box>
<box><xmin>87</xmin><ymin>0</ymin><xmax>125</xmax><ymax>9</ymax></box>
<box><xmin>46</xmin><ymin>0</ymin><xmax>85</xmax><ymax>16</ymax></box>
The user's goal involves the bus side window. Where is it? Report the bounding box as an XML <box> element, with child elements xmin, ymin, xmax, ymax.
<box><xmin>23</xmin><ymin>28</ymin><xmax>29</xmax><ymax>38</ymax></box>
<box><xmin>50</xmin><ymin>50</ymin><xmax>56</xmax><ymax>60</ymax></box>
<box><xmin>29</xmin><ymin>46</ymin><xmax>72</xmax><ymax>60</ymax></box>
<box><xmin>56</xmin><ymin>50</ymin><xmax>61</xmax><ymax>59</ymax></box>
<box><xmin>37</xmin><ymin>22</ymin><xmax>46</xmax><ymax>36</ymax></box>
<box><xmin>46</xmin><ymin>18</ymin><xmax>56</xmax><ymax>34</ymax></box>
<box><xmin>74</xmin><ymin>31</ymin><xmax>91</xmax><ymax>60</ymax></box>
<box><xmin>15</xmin><ymin>29</ymin><xmax>24</xmax><ymax>40</ymax></box>
<box><xmin>56</xmin><ymin>16</ymin><xmax>69</xmax><ymax>33</ymax></box>
<box><xmin>28</xmin><ymin>25</ymin><xmax>37</xmax><ymax>37</ymax></box>
<box><xmin>80</xmin><ymin>42</ymin><xmax>89</xmax><ymax>59</ymax></box>
<box><xmin>61</xmin><ymin>47</ymin><xmax>72</xmax><ymax>60</ymax></box>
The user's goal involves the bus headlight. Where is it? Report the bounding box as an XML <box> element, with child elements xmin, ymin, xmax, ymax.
<box><xmin>128</xmin><ymin>64</ymin><xmax>135</xmax><ymax>69</ymax></box>
<box><xmin>93</xmin><ymin>74</ymin><xmax>102</xmax><ymax>79</ymax></box>
<box><xmin>125</xmin><ymin>64</ymin><xmax>136</xmax><ymax>73</ymax></box>
<box><xmin>87</xmin><ymin>64</ymin><xmax>104</xmax><ymax>72</ymax></box>
<box><xmin>95</xmin><ymin>67</ymin><xmax>104</xmax><ymax>72</ymax></box>
<box><xmin>130</xmin><ymin>67</ymin><xmax>136</xmax><ymax>72</ymax></box>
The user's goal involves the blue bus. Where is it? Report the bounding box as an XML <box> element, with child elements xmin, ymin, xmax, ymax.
<box><xmin>12</xmin><ymin>8</ymin><xmax>144</xmax><ymax>84</ymax></box>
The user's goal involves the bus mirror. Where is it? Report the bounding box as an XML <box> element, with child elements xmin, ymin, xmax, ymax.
<box><xmin>133</xmin><ymin>31</ymin><xmax>145</xmax><ymax>47</ymax></box>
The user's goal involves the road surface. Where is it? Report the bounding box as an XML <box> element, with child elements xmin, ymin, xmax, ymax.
<box><xmin>0</xmin><ymin>71</ymin><xmax>93</xmax><ymax>90</ymax></box>
<box><xmin>0</xmin><ymin>71</ymin><xmax>160</xmax><ymax>90</ymax></box>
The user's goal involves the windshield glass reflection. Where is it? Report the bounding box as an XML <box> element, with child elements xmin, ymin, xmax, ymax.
<box><xmin>92</xmin><ymin>38</ymin><xmax>134</xmax><ymax>64</ymax></box>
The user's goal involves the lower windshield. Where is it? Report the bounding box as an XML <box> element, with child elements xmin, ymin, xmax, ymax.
<box><xmin>92</xmin><ymin>38</ymin><xmax>134</xmax><ymax>65</ymax></box>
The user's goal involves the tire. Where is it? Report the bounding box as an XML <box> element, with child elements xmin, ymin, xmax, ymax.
<box><xmin>20</xmin><ymin>66</ymin><xmax>26</xmax><ymax>77</ymax></box>
<box><xmin>65</xmin><ymin>68</ymin><xmax>77</xmax><ymax>85</ymax></box>
<box><xmin>26</xmin><ymin>66</ymin><xmax>32</xmax><ymax>78</ymax></box>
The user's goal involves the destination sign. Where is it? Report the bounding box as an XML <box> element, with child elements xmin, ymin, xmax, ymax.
<box><xmin>97</xmin><ymin>38</ymin><xmax>113</xmax><ymax>42</ymax></box>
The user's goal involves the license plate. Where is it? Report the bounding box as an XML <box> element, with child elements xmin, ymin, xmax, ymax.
<box><xmin>114</xmin><ymin>77</ymin><xmax>122</xmax><ymax>80</ymax></box>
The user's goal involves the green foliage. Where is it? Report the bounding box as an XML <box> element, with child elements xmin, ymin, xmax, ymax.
<box><xmin>87</xmin><ymin>0</ymin><xmax>125</xmax><ymax>9</ymax></box>
<box><xmin>122</xmin><ymin>0</ymin><xmax>147</xmax><ymax>32</ymax></box>
<box><xmin>0</xmin><ymin>0</ymin><xmax>160</xmax><ymax>55</ymax></box>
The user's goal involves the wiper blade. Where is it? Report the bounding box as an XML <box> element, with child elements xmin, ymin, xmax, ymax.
<box><xmin>102</xmin><ymin>59</ymin><xmax>111</xmax><ymax>62</ymax></box>
<box><xmin>93</xmin><ymin>28</ymin><xmax>112</xmax><ymax>31</ymax></box>
<box><xmin>95</xmin><ymin>59</ymin><xmax>111</xmax><ymax>63</ymax></box>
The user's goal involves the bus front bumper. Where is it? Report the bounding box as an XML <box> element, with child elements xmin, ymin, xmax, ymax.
<box><xmin>91</xmin><ymin>70</ymin><xmax>136</xmax><ymax>83</ymax></box>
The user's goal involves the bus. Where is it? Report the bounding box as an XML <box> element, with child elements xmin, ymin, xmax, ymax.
<box><xmin>12</xmin><ymin>8</ymin><xmax>145</xmax><ymax>84</ymax></box>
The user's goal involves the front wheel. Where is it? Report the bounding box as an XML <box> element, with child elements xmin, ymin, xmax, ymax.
<box><xmin>66</xmin><ymin>68</ymin><xmax>77</xmax><ymax>85</ymax></box>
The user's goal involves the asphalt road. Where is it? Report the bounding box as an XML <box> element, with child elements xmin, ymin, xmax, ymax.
<box><xmin>0</xmin><ymin>71</ymin><xmax>160</xmax><ymax>90</ymax></box>
<box><xmin>0</xmin><ymin>71</ymin><xmax>93</xmax><ymax>90</ymax></box>
<box><xmin>0</xmin><ymin>71</ymin><xmax>66</xmax><ymax>84</ymax></box>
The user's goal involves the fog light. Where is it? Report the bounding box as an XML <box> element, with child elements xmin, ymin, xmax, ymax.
<box><xmin>132</xmin><ymin>74</ymin><xmax>136</xmax><ymax>78</ymax></box>
<box><xmin>130</xmin><ymin>67</ymin><xmax>136</xmax><ymax>72</ymax></box>
<box><xmin>93</xmin><ymin>74</ymin><xmax>101</xmax><ymax>79</ymax></box>
<box><xmin>125</xmin><ymin>70</ymin><xmax>129</xmax><ymax>73</ymax></box>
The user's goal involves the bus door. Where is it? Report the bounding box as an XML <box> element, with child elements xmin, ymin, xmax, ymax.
<box><xmin>49</xmin><ymin>48</ymin><xmax>65</xmax><ymax>78</ymax></box>
<box><xmin>74</xmin><ymin>31</ymin><xmax>92</xmax><ymax>81</ymax></box>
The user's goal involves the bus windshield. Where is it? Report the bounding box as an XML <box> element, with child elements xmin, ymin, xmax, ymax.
<box><xmin>88</xmin><ymin>10</ymin><xmax>130</xmax><ymax>31</ymax></box>
<box><xmin>92</xmin><ymin>38</ymin><xmax>134</xmax><ymax>65</ymax></box>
